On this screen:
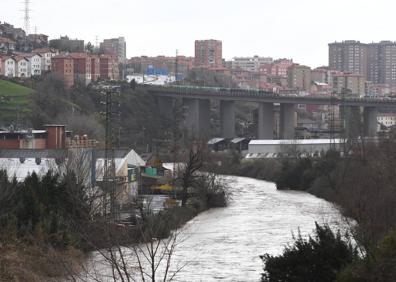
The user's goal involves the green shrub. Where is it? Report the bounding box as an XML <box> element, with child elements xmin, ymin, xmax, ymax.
<box><xmin>261</xmin><ymin>223</ymin><xmax>357</xmax><ymax>282</ymax></box>
<box><xmin>337</xmin><ymin>230</ymin><xmax>396</xmax><ymax>282</ymax></box>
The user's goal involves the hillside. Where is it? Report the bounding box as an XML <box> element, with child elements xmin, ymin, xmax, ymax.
<box><xmin>0</xmin><ymin>79</ymin><xmax>34</xmax><ymax>123</ymax></box>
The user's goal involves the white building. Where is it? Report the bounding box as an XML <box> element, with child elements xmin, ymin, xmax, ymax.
<box><xmin>32</xmin><ymin>48</ymin><xmax>59</xmax><ymax>71</ymax></box>
<box><xmin>231</xmin><ymin>55</ymin><xmax>273</xmax><ymax>72</ymax></box>
<box><xmin>377</xmin><ymin>113</ymin><xmax>396</xmax><ymax>129</ymax></box>
<box><xmin>0</xmin><ymin>37</ymin><xmax>16</xmax><ymax>53</ymax></box>
<box><xmin>14</xmin><ymin>56</ymin><xmax>30</xmax><ymax>78</ymax></box>
<box><xmin>246</xmin><ymin>139</ymin><xmax>343</xmax><ymax>159</ymax></box>
<box><xmin>0</xmin><ymin>148</ymin><xmax>145</xmax><ymax>208</ymax></box>
<box><xmin>0</xmin><ymin>56</ymin><xmax>16</xmax><ymax>77</ymax></box>
<box><xmin>26</xmin><ymin>54</ymin><xmax>42</xmax><ymax>76</ymax></box>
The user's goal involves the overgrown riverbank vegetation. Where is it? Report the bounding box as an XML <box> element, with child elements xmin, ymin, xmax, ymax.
<box><xmin>210</xmin><ymin>136</ymin><xmax>396</xmax><ymax>281</ymax></box>
<box><xmin>0</xmin><ymin>146</ymin><xmax>229</xmax><ymax>281</ymax></box>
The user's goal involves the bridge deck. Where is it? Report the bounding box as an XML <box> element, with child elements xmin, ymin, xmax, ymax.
<box><xmin>143</xmin><ymin>85</ymin><xmax>396</xmax><ymax>107</ymax></box>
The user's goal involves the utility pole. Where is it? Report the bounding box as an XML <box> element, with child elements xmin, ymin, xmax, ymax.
<box><xmin>329</xmin><ymin>90</ymin><xmax>336</xmax><ymax>151</ymax></box>
<box><xmin>175</xmin><ymin>49</ymin><xmax>179</xmax><ymax>83</ymax></box>
<box><xmin>22</xmin><ymin>0</ymin><xmax>31</xmax><ymax>51</ymax></box>
<box><xmin>101</xmin><ymin>85</ymin><xmax>121</xmax><ymax>222</ymax></box>
<box><xmin>23</xmin><ymin>0</ymin><xmax>31</xmax><ymax>35</ymax></box>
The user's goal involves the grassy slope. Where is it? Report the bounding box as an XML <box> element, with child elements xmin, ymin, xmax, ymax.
<box><xmin>0</xmin><ymin>79</ymin><xmax>34</xmax><ymax>121</ymax></box>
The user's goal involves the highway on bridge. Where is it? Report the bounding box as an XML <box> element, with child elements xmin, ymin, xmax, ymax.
<box><xmin>143</xmin><ymin>85</ymin><xmax>396</xmax><ymax>107</ymax></box>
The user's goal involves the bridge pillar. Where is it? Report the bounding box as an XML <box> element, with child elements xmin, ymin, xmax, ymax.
<box><xmin>183</xmin><ymin>98</ymin><xmax>210</xmax><ymax>138</ymax></box>
<box><xmin>363</xmin><ymin>107</ymin><xmax>378</xmax><ymax>137</ymax></box>
<box><xmin>198</xmin><ymin>99</ymin><xmax>211</xmax><ymax>138</ymax></box>
<box><xmin>343</xmin><ymin>106</ymin><xmax>362</xmax><ymax>139</ymax></box>
<box><xmin>157</xmin><ymin>96</ymin><xmax>174</xmax><ymax>119</ymax></box>
<box><xmin>280</xmin><ymin>103</ymin><xmax>295</xmax><ymax>139</ymax></box>
<box><xmin>258</xmin><ymin>102</ymin><xmax>274</xmax><ymax>139</ymax></box>
<box><xmin>220</xmin><ymin>100</ymin><xmax>236</xmax><ymax>138</ymax></box>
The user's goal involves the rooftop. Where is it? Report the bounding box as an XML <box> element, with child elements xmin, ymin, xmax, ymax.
<box><xmin>0</xmin><ymin>37</ymin><xmax>15</xmax><ymax>44</ymax></box>
<box><xmin>249</xmin><ymin>139</ymin><xmax>343</xmax><ymax>145</ymax></box>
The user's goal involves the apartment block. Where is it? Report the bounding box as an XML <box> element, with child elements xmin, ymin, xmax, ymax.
<box><xmin>231</xmin><ymin>56</ymin><xmax>273</xmax><ymax>72</ymax></box>
<box><xmin>126</xmin><ymin>55</ymin><xmax>193</xmax><ymax>77</ymax></box>
<box><xmin>287</xmin><ymin>64</ymin><xmax>312</xmax><ymax>91</ymax></box>
<box><xmin>25</xmin><ymin>53</ymin><xmax>42</xmax><ymax>76</ymax></box>
<box><xmin>329</xmin><ymin>40</ymin><xmax>367</xmax><ymax>79</ymax></box>
<box><xmin>332</xmin><ymin>73</ymin><xmax>365</xmax><ymax>97</ymax></box>
<box><xmin>91</xmin><ymin>54</ymin><xmax>101</xmax><ymax>82</ymax></box>
<box><xmin>51</xmin><ymin>54</ymin><xmax>75</xmax><ymax>88</ymax></box>
<box><xmin>367</xmin><ymin>41</ymin><xmax>396</xmax><ymax>85</ymax></box>
<box><xmin>100</xmin><ymin>37</ymin><xmax>126</xmax><ymax>63</ymax></box>
<box><xmin>99</xmin><ymin>54</ymin><xmax>119</xmax><ymax>80</ymax></box>
<box><xmin>70</xmin><ymin>53</ymin><xmax>92</xmax><ymax>86</ymax></box>
<box><xmin>194</xmin><ymin>39</ymin><xmax>223</xmax><ymax>68</ymax></box>
<box><xmin>51</xmin><ymin>53</ymin><xmax>120</xmax><ymax>88</ymax></box>
<box><xmin>0</xmin><ymin>37</ymin><xmax>16</xmax><ymax>53</ymax></box>
<box><xmin>32</xmin><ymin>48</ymin><xmax>59</xmax><ymax>71</ymax></box>
<box><xmin>271</xmin><ymin>59</ymin><xmax>294</xmax><ymax>77</ymax></box>
<box><xmin>329</xmin><ymin>40</ymin><xmax>396</xmax><ymax>86</ymax></box>
<box><xmin>14</xmin><ymin>56</ymin><xmax>29</xmax><ymax>78</ymax></box>
<box><xmin>0</xmin><ymin>56</ymin><xmax>16</xmax><ymax>77</ymax></box>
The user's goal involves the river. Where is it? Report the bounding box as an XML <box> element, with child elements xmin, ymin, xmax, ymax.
<box><xmin>82</xmin><ymin>176</ymin><xmax>346</xmax><ymax>282</ymax></box>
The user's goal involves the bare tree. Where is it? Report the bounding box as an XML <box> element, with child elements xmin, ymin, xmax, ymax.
<box><xmin>176</xmin><ymin>148</ymin><xmax>203</xmax><ymax>207</ymax></box>
<box><xmin>79</xmin><ymin>200</ymin><xmax>188</xmax><ymax>282</ymax></box>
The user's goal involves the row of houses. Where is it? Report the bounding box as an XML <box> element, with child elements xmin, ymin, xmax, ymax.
<box><xmin>0</xmin><ymin>49</ymin><xmax>119</xmax><ymax>88</ymax></box>
<box><xmin>0</xmin><ymin>48</ymin><xmax>58</xmax><ymax>77</ymax></box>
<box><xmin>51</xmin><ymin>53</ymin><xmax>120</xmax><ymax>88</ymax></box>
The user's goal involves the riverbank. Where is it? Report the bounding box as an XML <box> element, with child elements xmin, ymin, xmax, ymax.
<box><xmin>0</xmin><ymin>168</ymin><xmax>229</xmax><ymax>282</ymax></box>
<box><xmin>80</xmin><ymin>176</ymin><xmax>346</xmax><ymax>281</ymax></box>
<box><xmin>207</xmin><ymin>141</ymin><xmax>396</xmax><ymax>280</ymax></box>
<box><xmin>0</xmin><ymin>243</ymin><xmax>86</xmax><ymax>281</ymax></box>
<box><xmin>205</xmin><ymin>151</ymin><xmax>340</xmax><ymax>201</ymax></box>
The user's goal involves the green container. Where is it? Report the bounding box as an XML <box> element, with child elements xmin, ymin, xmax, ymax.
<box><xmin>145</xmin><ymin>167</ymin><xmax>157</xmax><ymax>176</ymax></box>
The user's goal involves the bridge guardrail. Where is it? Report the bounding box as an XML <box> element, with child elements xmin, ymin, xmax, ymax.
<box><xmin>140</xmin><ymin>85</ymin><xmax>396</xmax><ymax>106</ymax></box>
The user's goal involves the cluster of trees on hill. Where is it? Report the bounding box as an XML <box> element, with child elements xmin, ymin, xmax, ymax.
<box><xmin>15</xmin><ymin>74</ymin><xmax>171</xmax><ymax>152</ymax></box>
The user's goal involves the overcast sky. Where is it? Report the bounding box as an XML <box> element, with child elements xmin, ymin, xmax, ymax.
<box><xmin>1</xmin><ymin>0</ymin><xmax>394</xmax><ymax>67</ymax></box>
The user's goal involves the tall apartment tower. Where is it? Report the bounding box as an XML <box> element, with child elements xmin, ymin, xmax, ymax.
<box><xmin>329</xmin><ymin>41</ymin><xmax>367</xmax><ymax>79</ymax></box>
<box><xmin>367</xmin><ymin>41</ymin><xmax>396</xmax><ymax>85</ymax></box>
<box><xmin>194</xmin><ymin>39</ymin><xmax>222</xmax><ymax>68</ymax></box>
<box><xmin>329</xmin><ymin>40</ymin><xmax>396</xmax><ymax>85</ymax></box>
<box><xmin>100</xmin><ymin>37</ymin><xmax>126</xmax><ymax>63</ymax></box>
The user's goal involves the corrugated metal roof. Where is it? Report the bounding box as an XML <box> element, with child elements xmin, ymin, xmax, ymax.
<box><xmin>230</xmin><ymin>138</ymin><xmax>247</xmax><ymax>143</ymax></box>
<box><xmin>249</xmin><ymin>139</ymin><xmax>343</xmax><ymax>145</ymax></box>
<box><xmin>208</xmin><ymin>138</ymin><xmax>225</xmax><ymax>145</ymax></box>
<box><xmin>0</xmin><ymin>149</ymin><xmax>67</xmax><ymax>158</ymax></box>
<box><xmin>0</xmin><ymin>148</ymin><xmax>145</xmax><ymax>181</ymax></box>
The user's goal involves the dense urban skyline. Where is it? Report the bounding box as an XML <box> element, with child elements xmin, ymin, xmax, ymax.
<box><xmin>1</xmin><ymin>0</ymin><xmax>396</xmax><ymax>67</ymax></box>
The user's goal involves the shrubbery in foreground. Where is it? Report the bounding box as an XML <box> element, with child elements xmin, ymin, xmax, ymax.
<box><xmin>261</xmin><ymin>223</ymin><xmax>358</xmax><ymax>282</ymax></box>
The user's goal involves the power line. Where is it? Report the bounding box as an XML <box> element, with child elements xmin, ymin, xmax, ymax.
<box><xmin>23</xmin><ymin>0</ymin><xmax>31</xmax><ymax>34</ymax></box>
<box><xmin>175</xmin><ymin>49</ymin><xmax>179</xmax><ymax>83</ymax></box>
<box><xmin>100</xmin><ymin>85</ymin><xmax>122</xmax><ymax>222</ymax></box>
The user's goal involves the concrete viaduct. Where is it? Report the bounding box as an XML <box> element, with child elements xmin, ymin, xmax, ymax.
<box><xmin>143</xmin><ymin>85</ymin><xmax>396</xmax><ymax>139</ymax></box>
